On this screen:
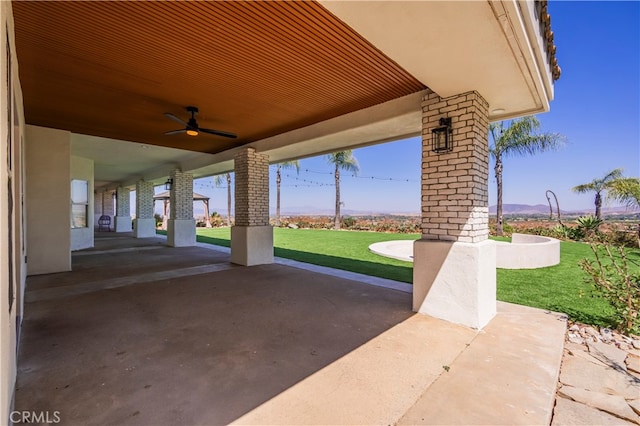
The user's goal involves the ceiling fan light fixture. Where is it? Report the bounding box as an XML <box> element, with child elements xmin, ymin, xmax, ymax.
<box><xmin>164</xmin><ymin>106</ymin><xmax>237</xmax><ymax>139</ymax></box>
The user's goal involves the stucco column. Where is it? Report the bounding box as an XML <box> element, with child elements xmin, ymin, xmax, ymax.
<box><xmin>167</xmin><ymin>170</ymin><xmax>195</xmax><ymax>247</ymax></box>
<box><xmin>134</xmin><ymin>180</ymin><xmax>155</xmax><ymax>238</ymax></box>
<box><xmin>114</xmin><ymin>186</ymin><xmax>131</xmax><ymax>232</ymax></box>
<box><xmin>413</xmin><ymin>90</ymin><xmax>496</xmax><ymax>329</ymax></box>
<box><xmin>231</xmin><ymin>147</ymin><xmax>273</xmax><ymax>265</ymax></box>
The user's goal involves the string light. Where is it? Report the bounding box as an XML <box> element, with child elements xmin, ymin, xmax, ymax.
<box><xmin>192</xmin><ymin>166</ymin><xmax>417</xmax><ymax>190</ymax></box>
<box><xmin>299</xmin><ymin>168</ymin><xmax>417</xmax><ymax>182</ymax></box>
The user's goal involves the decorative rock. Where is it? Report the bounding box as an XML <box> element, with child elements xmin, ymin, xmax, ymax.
<box><xmin>565</xmin><ymin>342</ymin><xmax>589</xmax><ymax>355</ymax></box>
<box><xmin>627</xmin><ymin>353</ymin><xmax>640</xmax><ymax>375</ymax></box>
<box><xmin>287</xmin><ymin>223</ymin><xmax>299</xmax><ymax>229</ymax></box>
<box><xmin>580</xmin><ymin>326</ymin><xmax>601</xmax><ymax>342</ymax></box>
<box><xmin>616</xmin><ymin>342</ymin><xmax>631</xmax><ymax>351</ymax></box>
<box><xmin>552</xmin><ymin>397</ymin><xmax>637</xmax><ymax>426</ymax></box>
<box><xmin>560</xmin><ymin>355</ymin><xmax>640</xmax><ymax>400</ymax></box>
<box><xmin>568</xmin><ymin>333</ymin><xmax>585</xmax><ymax>345</ymax></box>
<box><xmin>616</xmin><ymin>333</ymin><xmax>633</xmax><ymax>344</ymax></box>
<box><xmin>558</xmin><ymin>386</ymin><xmax>640</xmax><ymax>424</ymax></box>
<box><xmin>600</xmin><ymin>328</ymin><xmax>614</xmax><ymax>343</ymax></box>
<box><xmin>565</xmin><ymin>348</ymin><xmax>609</xmax><ymax>369</ymax></box>
<box><xmin>559</xmin><ymin>322</ymin><xmax>640</xmax><ymax>424</ymax></box>
<box><xmin>587</xmin><ymin>340</ymin><xmax>628</xmax><ymax>371</ymax></box>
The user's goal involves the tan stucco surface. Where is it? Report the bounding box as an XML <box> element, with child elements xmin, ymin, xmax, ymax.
<box><xmin>25</xmin><ymin>125</ymin><xmax>71</xmax><ymax>274</ymax></box>
<box><xmin>1</xmin><ymin>1</ymin><xmax>26</xmax><ymax>421</ymax></box>
<box><xmin>496</xmin><ymin>232</ymin><xmax>561</xmax><ymax>269</ymax></box>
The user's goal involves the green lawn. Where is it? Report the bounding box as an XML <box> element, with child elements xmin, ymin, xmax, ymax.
<box><xmin>191</xmin><ymin>227</ymin><xmax>639</xmax><ymax>329</ymax></box>
<box><xmin>196</xmin><ymin>227</ymin><xmax>419</xmax><ymax>283</ymax></box>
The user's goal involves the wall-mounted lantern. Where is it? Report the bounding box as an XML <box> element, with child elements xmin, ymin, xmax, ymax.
<box><xmin>164</xmin><ymin>178</ymin><xmax>173</xmax><ymax>190</ymax></box>
<box><xmin>431</xmin><ymin>117</ymin><xmax>453</xmax><ymax>153</ymax></box>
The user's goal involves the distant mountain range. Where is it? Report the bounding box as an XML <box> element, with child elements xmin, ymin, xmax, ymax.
<box><xmin>183</xmin><ymin>203</ymin><xmax>634</xmax><ymax>217</ymax></box>
<box><xmin>489</xmin><ymin>204</ymin><xmax>562</xmax><ymax>215</ymax></box>
<box><xmin>192</xmin><ymin>206</ymin><xmax>420</xmax><ymax>217</ymax></box>
<box><xmin>489</xmin><ymin>204</ymin><xmax>634</xmax><ymax>215</ymax></box>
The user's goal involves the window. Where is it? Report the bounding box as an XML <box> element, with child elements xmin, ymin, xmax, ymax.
<box><xmin>71</xmin><ymin>179</ymin><xmax>88</xmax><ymax>228</ymax></box>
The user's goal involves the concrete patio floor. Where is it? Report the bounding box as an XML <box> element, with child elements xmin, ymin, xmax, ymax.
<box><xmin>15</xmin><ymin>232</ymin><xmax>567</xmax><ymax>425</ymax></box>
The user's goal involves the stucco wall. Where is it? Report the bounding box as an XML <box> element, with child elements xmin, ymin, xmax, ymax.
<box><xmin>70</xmin><ymin>155</ymin><xmax>94</xmax><ymax>251</ymax></box>
<box><xmin>1</xmin><ymin>1</ymin><xmax>27</xmax><ymax>422</ymax></box>
<box><xmin>25</xmin><ymin>125</ymin><xmax>71</xmax><ymax>275</ymax></box>
<box><xmin>495</xmin><ymin>233</ymin><xmax>560</xmax><ymax>269</ymax></box>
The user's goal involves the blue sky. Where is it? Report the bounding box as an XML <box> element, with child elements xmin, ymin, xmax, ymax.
<box><xmin>188</xmin><ymin>1</ymin><xmax>639</xmax><ymax>215</ymax></box>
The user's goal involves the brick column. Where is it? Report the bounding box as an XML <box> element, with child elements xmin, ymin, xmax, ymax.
<box><xmin>231</xmin><ymin>148</ymin><xmax>273</xmax><ymax>265</ymax></box>
<box><xmin>94</xmin><ymin>191</ymin><xmax>103</xmax><ymax>229</ymax></box>
<box><xmin>167</xmin><ymin>170</ymin><xmax>195</xmax><ymax>246</ymax></box>
<box><xmin>114</xmin><ymin>186</ymin><xmax>131</xmax><ymax>232</ymax></box>
<box><xmin>102</xmin><ymin>190</ymin><xmax>115</xmax><ymax>218</ymax></box>
<box><xmin>413</xmin><ymin>90</ymin><xmax>496</xmax><ymax>329</ymax></box>
<box><xmin>420</xmin><ymin>90</ymin><xmax>490</xmax><ymax>242</ymax></box>
<box><xmin>134</xmin><ymin>180</ymin><xmax>156</xmax><ymax>238</ymax></box>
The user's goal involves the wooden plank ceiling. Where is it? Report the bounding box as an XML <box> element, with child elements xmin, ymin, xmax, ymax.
<box><xmin>12</xmin><ymin>1</ymin><xmax>425</xmax><ymax>154</ymax></box>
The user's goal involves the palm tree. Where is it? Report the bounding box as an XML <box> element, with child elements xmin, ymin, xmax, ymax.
<box><xmin>326</xmin><ymin>151</ymin><xmax>359</xmax><ymax>229</ymax></box>
<box><xmin>275</xmin><ymin>160</ymin><xmax>300</xmax><ymax>226</ymax></box>
<box><xmin>489</xmin><ymin>116</ymin><xmax>564</xmax><ymax>236</ymax></box>
<box><xmin>214</xmin><ymin>173</ymin><xmax>232</xmax><ymax>227</ymax></box>
<box><xmin>607</xmin><ymin>177</ymin><xmax>640</xmax><ymax>247</ymax></box>
<box><xmin>572</xmin><ymin>168</ymin><xmax>624</xmax><ymax>220</ymax></box>
<box><xmin>608</xmin><ymin>177</ymin><xmax>640</xmax><ymax>210</ymax></box>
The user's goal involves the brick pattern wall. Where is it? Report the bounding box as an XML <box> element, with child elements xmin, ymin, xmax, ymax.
<box><xmin>116</xmin><ymin>187</ymin><xmax>130</xmax><ymax>216</ymax></box>
<box><xmin>95</xmin><ymin>193</ymin><xmax>103</xmax><ymax>215</ymax></box>
<box><xmin>169</xmin><ymin>170</ymin><xmax>193</xmax><ymax>220</ymax></box>
<box><xmin>102</xmin><ymin>191</ymin><xmax>115</xmax><ymax>216</ymax></box>
<box><xmin>136</xmin><ymin>180</ymin><xmax>154</xmax><ymax>219</ymax></box>
<box><xmin>234</xmin><ymin>148</ymin><xmax>269</xmax><ymax>227</ymax></box>
<box><xmin>421</xmin><ymin>90</ymin><xmax>489</xmax><ymax>243</ymax></box>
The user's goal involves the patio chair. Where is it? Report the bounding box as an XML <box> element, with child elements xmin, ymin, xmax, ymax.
<box><xmin>98</xmin><ymin>215</ymin><xmax>111</xmax><ymax>232</ymax></box>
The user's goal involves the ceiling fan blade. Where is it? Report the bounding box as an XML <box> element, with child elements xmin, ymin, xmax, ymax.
<box><xmin>164</xmin><ymin>129</ymin><xmax>187</xmax><ymax>135</ymax></box>
<box><xmin>199</xmin><ymin>128</ymin><xmax>238</xmax><ymax>139</ymax></box>
<box><xmin>164</xmin><ymin>113</ymin><xmax>188</xmax><ymax>126</ymax></box>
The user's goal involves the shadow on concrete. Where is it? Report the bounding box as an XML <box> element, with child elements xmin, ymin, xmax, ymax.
<box><xmin>195</xmin><ymin>233</ymin><xmax>414</xmax><ymax>283</ymax></box>
<box><xmin>16</xmin><ymin>250</ymin><xmax>414</xmax><ymax>424</ymax></box>
<box><xmin>27</xmin><ymin>245</ymin><xmax>229</xmax><ymax>292</ymax></box>
<box><xmin>15</xmin><ymin>234</ymin><xmax>567</xmax><ymax>425</ymax></box>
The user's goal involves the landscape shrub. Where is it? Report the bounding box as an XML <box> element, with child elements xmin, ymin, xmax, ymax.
<box><xmin>209</xmin><ymin>212</ymin><xmax>226</xmax><ymax>227</ymax></box>
<box><xmin>341</xmin><ymin>216</ymin><xmax>357</xmax><ymax>228</ymax></box>
<box><xmin>605</xmin><ymin>223</ymin><xmax>640</xmax><ymax>248</ymax></box>
<box><xmin>575</xmin><ymin>215</ymin><xmax>603</xmax><ymax>240</ymax></box>
<box><xmin>489</xmin><ymin>221</ymin><xmax>514</xmax><ymax>236</ymax></box>
<box><xmin>579</xmin><ymin>242</ymin><xmax>640</xmax><ymax>335</ymax></box>
<box><xmin>274</xmin><ymin>215</ymin><xmax>419</xmax><ymax>233</ymax></box>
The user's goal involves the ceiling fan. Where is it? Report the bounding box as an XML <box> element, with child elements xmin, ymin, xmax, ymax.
<box><xmin>164</xmin><ymin>106</ymin><xmax>237</xmax><ymax>139</ymax></box>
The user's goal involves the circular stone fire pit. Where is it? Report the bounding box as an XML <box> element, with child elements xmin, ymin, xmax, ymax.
<box><xmin>369</xmin><ymin>233</ymin><xmax>560</xmax><ymax>269</ymax></box>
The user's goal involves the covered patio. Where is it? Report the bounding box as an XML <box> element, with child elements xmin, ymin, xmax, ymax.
<box><xmin>1</xmin><ymin>1</ymin><xmax>562</xmax><ymax>422</ymax></box>
<box><xmin>15</xmin><ymin>233</ymin><xmax>566</xmax><ymax>425</ymax></box>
